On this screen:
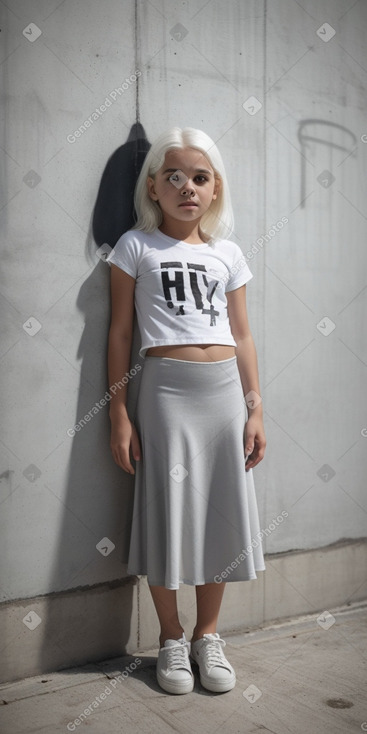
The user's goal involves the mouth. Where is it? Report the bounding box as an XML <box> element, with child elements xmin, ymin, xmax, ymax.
<box><xmin>179</xmin><ymin>202</ymin><xmax>198</xmax><ymax>208</ymax></box>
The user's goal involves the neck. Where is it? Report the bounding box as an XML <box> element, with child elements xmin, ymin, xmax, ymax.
<box><xmin>158</xmin><ymin>217</ymin><xmax>205</xmax><ymax>243</ymax></box>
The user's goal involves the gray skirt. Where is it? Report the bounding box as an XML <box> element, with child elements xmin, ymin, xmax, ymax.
<box><xmin>127</xmin><ymin>355</ymin><xmax>266</xmax><ymax>589</ymax></box>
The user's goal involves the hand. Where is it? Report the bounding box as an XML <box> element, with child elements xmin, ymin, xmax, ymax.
<box><xmin>244</xmin><ymin>413</ymin><xmax>266</xmax><ymax>471</ymax></box>
<box><xmin>110</xmin><ymin>415</ymin><xmax>141</xmax><ymax>474</ymax></box>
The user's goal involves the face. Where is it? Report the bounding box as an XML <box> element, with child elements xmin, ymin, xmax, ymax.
<box><xmin>147</xmin><ymin>147</ymin><xmax>220</xmax><ymax>226</ymax></box>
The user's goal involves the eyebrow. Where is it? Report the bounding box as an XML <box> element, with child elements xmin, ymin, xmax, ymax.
<box><xmin>162</xmin><ymin>168</ymin><xmax>212</xmax><ymax>175</ymax></box>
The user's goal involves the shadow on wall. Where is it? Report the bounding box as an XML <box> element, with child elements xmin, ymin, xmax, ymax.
<box><xmin>92</xmin><ymin>122</ymin><xmax>151</xmax><ymax>247</ymax></box>
<box><xmin>38</xmin><ymin>123</ymin><xmax>151</xmax><ymax>676</ymax></box>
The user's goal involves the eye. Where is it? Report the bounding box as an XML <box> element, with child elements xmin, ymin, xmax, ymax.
<box><xmin>166</xmin><ymin>173</ymin><xmax>208</xmax><ymax>184</ymax></box>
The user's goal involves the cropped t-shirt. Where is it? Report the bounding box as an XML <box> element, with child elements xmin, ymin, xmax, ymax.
<box><xmin>106</xmin><ymin>228</ymin><xmax>253</xmax><ymax>359</ymax></box>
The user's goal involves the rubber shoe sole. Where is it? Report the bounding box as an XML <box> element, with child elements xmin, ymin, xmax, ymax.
<box><xmin>157</xmin><ymin>670</ymin><xmax>194</xmax><ymax>694</ymax></box>
<box><xmin>193</xmin><ymin>663</ymin><xmax>236</xmax><ymax>693</ymax></box>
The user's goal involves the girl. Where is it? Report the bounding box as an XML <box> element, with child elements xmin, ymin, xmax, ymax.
<box><xmin>106</xmin><ymin>127</ymin><xmax>266</xmax><ymax>695</ymax></box>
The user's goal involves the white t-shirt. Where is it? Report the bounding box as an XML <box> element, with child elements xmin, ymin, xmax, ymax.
<box><xmin>106</xmin><ymin>228</ymin><xmax>253</xmax><ymax>359</ymax></box>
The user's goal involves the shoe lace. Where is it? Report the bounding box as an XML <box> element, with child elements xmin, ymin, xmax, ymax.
<box><xmin>166</xmin><ymin>642</ymin><xmax>190</xmax><ymax>669</ymax></box>
<box><xmin>203</xmin><ymin>638</ymin><xmax>228</xmax><ymax>668</ymax></box>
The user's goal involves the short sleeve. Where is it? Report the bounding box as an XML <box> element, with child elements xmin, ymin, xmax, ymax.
<box><xmin>225</xmin><ymin>244</ymin><xmax>253</xmax><ymax>292</ymax></box>
<box><xmin>105</xmin><ymin>233</ymin><xmax>138</xmax><ymax>279</ymax></box>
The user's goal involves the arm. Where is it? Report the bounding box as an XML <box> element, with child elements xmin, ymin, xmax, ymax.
<box><xmin>226</xmin><ymin>284</ymin><xmax>266</xmax><ymax>471</ymax></box>
<box><xmin>108</xmin><ymin>263</ymin><xmax>141</xmax><ymax>474</ymax></box>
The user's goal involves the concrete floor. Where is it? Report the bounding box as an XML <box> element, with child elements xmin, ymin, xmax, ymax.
<box><xmin>0</xmin><ymin>602</ymin><xmax>366</xmax><ymax>734</ymax></box>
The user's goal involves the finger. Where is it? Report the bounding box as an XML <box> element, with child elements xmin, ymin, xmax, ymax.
<box><xmin>112</xmin><ymin>446</ymin><xmax>135</xmax><ymax>474</ymax></box>
<box><xmin>244</xmin><ymin>431</ymin><xmax>255</xmax><ymax>459</ymax></box>
<box><xmin>245</xmin><ymin>456</ymin><xmax>258</xmax><ymax>471</ymax></box>
<box><xmin>123</xmin><ymin>459</ymin><xmax>136</xmax><ymax>474</ymax></box>
<box><xmin>123</xmin><ymin>447</ymin><xmax>136</xmax><ymax>474</ymax></box>
<box><xmin>245</xmin><ymin>446</ymin><xmax>265</xmax><ymax>471</ymax></box>
<box><xmin>131</xmin><ymin>432</ymin><xmax>141</xmax><ymax>462</ymax></box>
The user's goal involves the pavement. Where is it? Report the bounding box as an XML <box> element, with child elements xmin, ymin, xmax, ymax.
<box><xmin>0</xmin><ymin>601</ymin><xmax>366</xmax><ymax>734</ymax></box>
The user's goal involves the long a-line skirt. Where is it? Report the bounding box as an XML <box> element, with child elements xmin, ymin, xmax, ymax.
<box><xmin>127</xmin><ymin>355</ymin><xmax>266</xmax><ymax>589</ymax></box>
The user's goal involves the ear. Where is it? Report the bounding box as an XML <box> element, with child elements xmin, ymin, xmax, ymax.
<box><xmin>147</xmin><ymin>176</ymin><xmax>159</xmax><ymax>201</ymax></box>
<box><xmin>212</xmin><ymin>175</ymin><xmax>221</xmax><ymax>200</ymax></box>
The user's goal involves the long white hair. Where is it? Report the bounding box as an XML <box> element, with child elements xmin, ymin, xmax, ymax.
<box><xmin>132</xmin><ymin>127</ymin><xmax>234</xmax><ymax>242</ymax></box>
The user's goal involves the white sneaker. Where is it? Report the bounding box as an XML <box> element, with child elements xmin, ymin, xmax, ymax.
<box><xmin>156</xmin><ymin>633</ymin><xmax>194</xmax><ymax>694</ymax></box>
<box><xmin>190</xmin><ymin>633</ymin><xmax>236</xmax><ymax>692</ymax></box>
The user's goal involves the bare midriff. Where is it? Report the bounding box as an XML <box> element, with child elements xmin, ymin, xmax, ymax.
<box><xmin>145</xmin><ymin>344</ymin><xmax>236</xmax><ymax>362</ymax></box>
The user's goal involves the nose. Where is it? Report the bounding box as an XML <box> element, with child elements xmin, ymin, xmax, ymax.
<box><xmin>180</xmin><ymin>179</ymin><xmax>195</xmax><ymax>196</ymax></box>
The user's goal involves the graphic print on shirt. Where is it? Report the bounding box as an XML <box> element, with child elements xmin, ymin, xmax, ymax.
<box><xmin>160</xmin><ymin>261</ymin><xmax>220</xmax><ymax>325</ymax></box>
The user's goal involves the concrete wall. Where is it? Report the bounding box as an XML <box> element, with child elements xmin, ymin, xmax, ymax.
<box><xmin>1</xmin><ymin>0</ymin><xmax>366</xmax><ymax>682</ymax></box>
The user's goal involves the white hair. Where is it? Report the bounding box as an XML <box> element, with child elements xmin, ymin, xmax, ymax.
<box><xmin>132</xmin><ymin>127</ymin><xmax>234</xmax><ymax>242</ymax></box>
